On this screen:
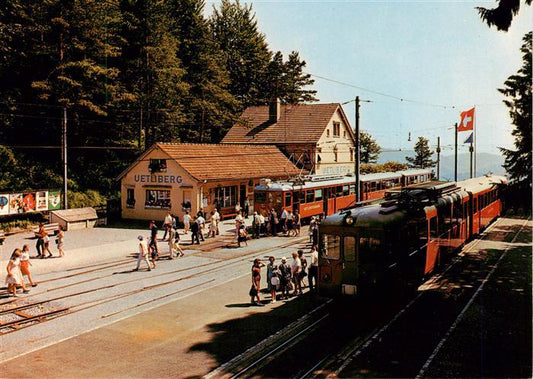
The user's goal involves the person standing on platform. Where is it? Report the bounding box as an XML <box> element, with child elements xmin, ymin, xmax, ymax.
<box><xmin>270</xmin><ymin>209</ymin><xmax>278</xmax><ymax>236</ymax></box>
<box><xmin>308</xmin><ymin>245</ymin><xmax>319</xmax><ymax>292</ymax></box>
<box><xmin>213</xmin><ymin>208</ymin><xmax>221</xmax><ymax>235</ymax></box>
<box><xmin>259</xmin><ymin>212</ymin><xmax>266</xmax><ymax>236</ymax></box>
<box><xmin>250</xmin><ymin>258</ymin><xmax>264</xmax><ymax>305</ymax></box>
<box><xmin>20</xmin><ymin>244</ymin><xmax>37</xmax><ymax>287</ymax></box>
<box><xmin>56</xmin><ymin>225</ymin><xmax>65</xmax><ymax>257</ymax></box>
<box><xmin>43</xmin><ymin>231</ymin><xmax>53</xmax><ymax>258</ymax></box>
<box><xmin>191</xmin><ymin>217</ymin><xmax>201</xmax><ymax>245</ymax></box>
<box><xmin>286</xmin><ymin>210</ymin><xmax>294</xmax><ymax>236</ymax></box>
<box><xmin>280</xmin><ymin>208</ymin><xmax>288</xmax><ymax>234</ymax></box>
<box><xmin>244</xmin><ymin>198</ymin><xmax>250</xmax><ymax>219</ymax></box>
<box><xmin>168</xmin><ymin>226</ymin><xmax>178</xmax><ymax>259</ymax></box>
<box><xmin>183</xmin><ymin>211</ymin><xmax>191</xmax><ymax>234</ymax></box>
<box><xmin>278</xmin><ymin>257</ymin><xmax>292</xmax><ymax>300</ymax></box>
<box><xmin>35</xmin><ymin>223</ymin><xmax>45</xmax><ymax>258</ymax></box>
<box><xmin>208</xmin><ymin>211</ymin><xmax>217</xmax><ymax>238</ymax></box>
<box><xmin>293</xmin><ymin>210</ymin><xmax>301</xmax><ymax>237</ymax></box>
<box><xmin>291</xmin><ymin>251</ymin><xmax>302</xmax><ymax>296</ymax></box>
<box><xmin>253</xmin><ymin>212</ymin><xmax>261</xmax><ymax>239</ymax></box>
<box><xmin>298</xmin><ymin>249</ymin><xmax>308</xmax><ymax>288</ymax></box>
<box><xmin>148</xmin><ymin>221</ymin><xmax>159</xmax><ymax>257</ymax></box>
<box><xmin>196</xmin><ymin>213</ymin><xmax>206</xmax><ymax>240</ymax></box>
<box><xmin>162</xmin><ymin>212</ymin><xmax>173</xmax><ymax>241</ymax></box>
<box><xmin>134</xmin><ymin>236</ymin><xmax>152</xmax><ymax>271</ymax></box>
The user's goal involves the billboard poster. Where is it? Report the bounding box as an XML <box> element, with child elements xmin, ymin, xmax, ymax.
<box><xmin>36</xmin><ymin>191</ymin><xmax>48</xmax><ymax>211</ymax></box>
<box><xmin>9</xmin><ymin>194</ymin><xmax>24</xmax><ymax>214</ymax></box>
<box><xmin>48</xmin><ymin>190</ymin><xmax>61</xmax><ymax>210</ymax></box>
<box><xmin>0</xmin><ymin>194</ymin><xmax>9</xmax><ymax>215</ymax></box>
<box><xmin>22</xmin><ymin>193</ymin><xmax>36</xmax><ymax>212</ymax></box>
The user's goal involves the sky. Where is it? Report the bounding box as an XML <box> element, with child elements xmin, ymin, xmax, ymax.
<box><xmin>207</xmin><ymin>0</ymin><xmax>532</xmax><ymax>156</ymax></box>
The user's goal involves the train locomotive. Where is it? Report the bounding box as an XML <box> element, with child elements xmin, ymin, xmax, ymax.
<box><xmin>317</xmin><ymin>175</ymin><xmax>507</xmax><ymax>297</ymax></box>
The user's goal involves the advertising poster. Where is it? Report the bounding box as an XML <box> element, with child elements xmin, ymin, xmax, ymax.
<box><xmin>36</xmin><ymin>191</ymin><xmax>49</xmax><ymax>211</ymax></box>
<box><xmin>0</xmin><ymin>194</ymin><xmax>9</xmax><ymax>215</ymax></box>
<box><xmin>48</xmin><ymin>190</ymin><xmax>61</xmax><ymax>210</ymax></box>
<box><xmin>22</xmin><ymin>193</ymin><xmax>36</xmax><ymax>212</ymax></box>
<box><xmin>9</xmin><ymin>194</ymin><xmax>24</xmax><ymax>214</ymax></box>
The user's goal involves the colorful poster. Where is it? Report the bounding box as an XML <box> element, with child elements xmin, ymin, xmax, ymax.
<box><xmin>9</xmin><ymin>194</ymin><xmax>24</xmax><ymax>214</ymax></box>
<box><xmin>48</xmin><ymin>190</ymin><xmax>61</xmax><ymax>210</ymax></box>
<box><xmin>0</xmin><ymin>194</ymin><xmax>9</xmax><ymax>215</ymax></box>
<box><xmin>36</xmin><ymin>191</ymin><xmax>49</xmax><ymax>211</ymax></box>
<box><xmin>22</xmin><ymin>193</ymin><xmax>36</xmax><ymax>212</ymax></box>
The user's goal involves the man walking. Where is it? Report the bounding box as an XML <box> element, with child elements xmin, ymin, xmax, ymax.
<box><xmin>190</xmin><ymin>217</ymin><xmax>201</xmax><ymax>245</ymax></box>
<box><xmin>162</xmin><ymin>212</ymin><xmax>173</xmax><ymax>241</ymax></box>
<box><xmin>148</xmin><ymin>220</ymin><xmax>159</xmax><ymax>256</ymax></box>
<box><xmin>134</xmin><ymin>236</ymin><xmax>152</xmax><ymax>271</ymax></box>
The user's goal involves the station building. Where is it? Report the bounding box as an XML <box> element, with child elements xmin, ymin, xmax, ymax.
<box><xmin>222</xmin><ymin>100</ymin><xmax>356</xmax><ymax>175</ymax></box>
<box><xmin>118</xmin><ymin>142</ymin><xmax>302</xmax><ymax>221</ymax></box>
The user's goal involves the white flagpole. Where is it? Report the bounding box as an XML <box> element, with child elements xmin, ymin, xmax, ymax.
<box><xmin>473</xmin><ymin>105</ymin><xmax>476</xmax><ymax>177</ymax></box>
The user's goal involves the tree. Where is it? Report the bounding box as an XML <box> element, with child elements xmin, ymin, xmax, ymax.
<box><xmin>360</xmin><ymin>131</ymin><xmax>382</xmax><ymax>164</ymax></box>
<box><xmin>406</xmin><ymin>137</ymin><xmax>436</xmax><ymax>169</ymax></box>
<box><xmin>499</xmin><ymin>32</ymin><xmax>531</xmax><ymax>209</ymax></box>
<box><xmin>477</xmin><ymin>0</ymin><xmax>531</xmax><ymax>31</ymax></box>
<box><xmin>210</xmin><ymin>0</ymin><xmax>272</xmax><ymax>107</ymax></box>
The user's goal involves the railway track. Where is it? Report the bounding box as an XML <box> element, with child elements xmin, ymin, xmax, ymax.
<box><xmin>0</xmin><ymin>236</ymin><xmax>309</xmax><ymax>335</ymax></box>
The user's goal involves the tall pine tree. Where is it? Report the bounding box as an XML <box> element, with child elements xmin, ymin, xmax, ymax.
<box><xmin>406</xmin><ymin>137</ymin><xmax>435</xmax><ymax>169</ymax></box>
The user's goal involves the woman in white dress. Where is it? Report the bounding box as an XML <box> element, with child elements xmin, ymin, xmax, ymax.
<box><xmin>5</xmin><ymin>249</ymin><xmax>29</xmax><ymax>297</ymax></box>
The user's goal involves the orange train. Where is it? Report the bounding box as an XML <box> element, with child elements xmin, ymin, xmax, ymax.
<box><xmin>317</xmin><ymin>175</ymin><xmax>507</xmax><ymax>296</ymax></box>
<box><xmin>253</xmin><ymin>169</ymin><xmax>433</xmax><ymax>219</ymax></box>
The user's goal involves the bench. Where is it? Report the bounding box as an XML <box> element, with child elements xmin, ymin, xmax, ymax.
<box><xmin>0</xmin><ymin>230</ymin><xmax>5</xmax><ymax>245</ymax></box>
<box><xmin>220</xmin><ymin>212</ymin><xmax>236</xmax><ymax>221</ymax></box>
<box><xmin>32</xmin><ymin>223</ymin><xmax>60</xmax><ymax>237</ymax></box>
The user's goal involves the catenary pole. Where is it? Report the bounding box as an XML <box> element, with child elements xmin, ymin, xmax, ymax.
<box><xmin>355</xmin><ymin>96</ymin><xmax>360</xmax><ymax>202</ymax></box>
<box><xmin>454</xmin><ymin>122</ymin><xmax>458</xmax><ymax>182</ymax></box>
<box><xmin>436</xmin><ymin>136</ymin><xmax>441</xmax><ymax>180</ymax></box>
<box><xmin>469</xmin><ymin>139</ymin><xmax>474</xmax><ymax>178</ymax></box>
<box><xmin>62</xmin><ymin>107</ymin><xmax>68</xmax><ymax>209</ymax></box>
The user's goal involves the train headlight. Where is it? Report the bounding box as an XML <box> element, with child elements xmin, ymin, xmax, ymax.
<box><xmin>344</xmin><ymin>216</ymin><xmax>354</xmax><ymax>225</ymax></box>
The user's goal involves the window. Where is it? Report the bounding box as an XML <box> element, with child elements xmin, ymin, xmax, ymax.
<box><xmin>350</xmin><ymin>148</ymin><xmax>354</xmax><ymax>162</ymax></box>
<box><xmin>215</xmin><ymin>185</ymin><xmax>237</xmax><ymax>209</ymax></box>
<box><xmin>336</xmin><ymin>186</ymin><xmax>343</xmax><ymax>196</ymax></box>
<box><xmin>306</xmin><ymin>190</ymin><xmax>315</xmax><ymax>203</ymax></box>
<box><xmin>333</xmin><ymin>122</ymin><xmax>340</xmax><ymax>137</ymax></box>
<box><xmin>285</xmin><ymin>192</ymin><xmax>292</xmax><ymax>207</ymax></box>
<box><xmin>321</xmin><ymin>234</ymin><xmax>341</xmax><ymax>259</ymax></box>
<box><xmin>326</xmin><ymin>129</ymin><xmax>330</xmax><ymax>137</ymax></box>
<box><xmin>126</xmin><ymin>189</ymin><xmax>135</xmax><ymax>208</ymax></box>
<box><xmin>145</xmin><ymin>190</ymin><xmax>171</xmax><ymax>209</ymax></box>
<box><xmin>349</xmin><ymin>184</ymin><xmax>356</xmax><ymax>194</ymax></box>
<box><xmin>344</xmin><ymin>236</ymin><xmax>356</xmax><ymax>262</ymax></box>
<box><xmin>254</xmin><ymin>192</ymin><xmax>266</xmax><ymax>203</ymax></box>
<box><xmin>149</xmin><ymin>158</ymin><xmax>167</xmax><ymax>173</ymax></box>
<box><xmin>333</xmin><ymin>147</ymin><xmax>338</xmax><ymax>162</ymax></box>
<box><xmin>315</xmin><ymin>189</ymin><xmax>323</xmax><ymax>201</ymax></box>
<box><xmin>343</xmin><ymin>185</ymin><xmax>350</xmax><ymax>196</ymax></box>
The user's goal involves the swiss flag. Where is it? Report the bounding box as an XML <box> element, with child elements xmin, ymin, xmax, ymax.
<box><xmin>458</xmin><ymin>107</ymin><xmax>475</xmax><ymax>132</ymax></box>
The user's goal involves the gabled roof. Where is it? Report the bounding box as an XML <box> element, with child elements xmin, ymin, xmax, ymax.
<box><xmin>118</xmin><ymin>143</ymin><xmax>303</xmax><ymax>182</ymax></box>
<box><xmin>222</xmin><ymin>103</ymin><xmax>353</xmax><ymax>144</ymax></box>
<box><xmin>51</xmin><ymin>207</ymin><xmax>98</xmax><ymax>222</ymax></box>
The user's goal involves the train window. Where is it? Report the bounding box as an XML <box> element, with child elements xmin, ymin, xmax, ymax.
<box><xmin>343</xmin><ymin>185</ymin><xmax>349</xmax><ymax>196</ymax></box>
<box><xmin>439</xmin><ymin>204</ymin><xmax>453</xmax><ymax>233</ymax></box>
<box><xmin>344</xmin><ymin>236</ymin><xmax>356</xmax><ymax>262</ymax></box>
<box><xmin>359</xmin><ymin>236</ymin><xmax>382</xmax><ymax>255</ymax></box>
<box><xmin>370</xmin><ymin>181</ymin><xmax>377</xmax><ymax>191</ymax></box>
<box><xmin>336</xmin><ymin>186</ymin><xmax>343</xmax><ymax>196</ymax></box>
<box><xmin>294</xmin><ymin>191</ymin><xmax>303</xmax><ymax>203</ymax></box>
<box><xmin>315</xmin><ymin>189</ymin><xmax>323</xmax><ymax>201</ymax></box>
<box><xmin>349</xmin><ymin>184</ymin><xmax>356</xmax><ymax>194</ymax></box>
<box><xmin>285</xmin><ymin>192</ymin><xmax>292</xmax><ymax>207</ymax></box>
<box><xmin>321</xmin><ymin>234</ymin><xmax>341</xmax><ymax>259</ymax></box>
<box><xmin>254</xmin><ymin>192</ymin><xmax>266</xmax><ymax>203</ymax></box>
<box><xmin>429</xmin><ymin>217</ymin><xmax>438</xmax><ymax>238</ymax></box>
<box><xmin>306</xmin><ymin>190</ymin><xmax>315</xmax><ymax>203</ymax></box>
<box><xmin>453</xmin><ymin>201</ymin><xmax>463</xmax><ymax>222</ymax></box>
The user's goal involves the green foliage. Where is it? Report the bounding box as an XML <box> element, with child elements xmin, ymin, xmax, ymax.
<box><xmin>499</xmin><ymin>32</ymin><xmax>531</xmax><ymax>209</ymax></box>
<box><xmin>361</xmin><ymin>161</ymin><xmax>407</xmax><ymax>174</ymax></box>
<box><xmin>0</xmin><ymin>0</ymin><xmax>318</xmax><ymax>197</ymax></box>
<box><xmin>360</xmin><ymin>131</ymin><xmax>382</xmax><ymax>164</ymax></box>
<box><xmin>68</xmin><ymin>190</ymin><xmax>107</xmax><ymax>208</ymax></box>
<box><xmin>406</xmin><ymin>137</ymin><xmax>436</xmax><ymax>169</ymax></box>
<box><xmin>477</xmin><ymin>0</ymin><xmax>531</xmax><ymax>31</ymax></box>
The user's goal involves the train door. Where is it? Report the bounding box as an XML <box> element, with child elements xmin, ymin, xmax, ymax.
<box><xmin>425</xmin><ymin>214</ymin><xmax>439</xmax><ymax>274</ymax></box>
<box><xmin>323</xmin><ymin>187</ymin><xmax>329</xmax><ymax>216</ymax></box>
<box><xmin>341</xmin><ymin>235</ymin><xmax>358</xmax><ymax>295</ymax></box>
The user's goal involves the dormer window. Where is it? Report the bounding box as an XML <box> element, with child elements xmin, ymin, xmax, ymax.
<box><xmin>326</xmin><ymin>129</ymin><xmax>330</xmax><ymax>137</ymax></box>
<box><xmin>333</xmin><ymin>122</ymin><xmax>340</xmax><ymax>137</ymax></box>
<box><xmin>149</xmin><ymin>158</ymin><xmax>167</xmax><ymax>173</ymax></box>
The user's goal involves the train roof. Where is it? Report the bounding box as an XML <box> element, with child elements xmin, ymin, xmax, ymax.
<box><xmin>320</xmin><ymin>203</ymin><xmax>407</xmax><ymax>230</ymax></box>
<box><xmin>457</xmin><ymin>174</ymin><xmax>507</xmax><ymax>193</ymax></box>
<box><xmin>254</xmin><ymin>168</ymin><xmax>433</xmax><ymax>192</ymax></box>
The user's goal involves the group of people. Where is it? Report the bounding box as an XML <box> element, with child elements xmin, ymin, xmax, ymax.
<box><xmin>5</xmin><ymin>245</ymin><xmax>38</xmax><ymax>297</ymax></box>
<box><xmin>135</xmin><ymin>217</ymin><xmax>185</xmax><ymax>271</ymax></box>
<box><xmin>35</xmin><ymin>223</ymin><xmax>65</xmax><ymax>259</ymax></box>
<box><xmin>251</xmin><ymin>209</ymin><xmax>301</xmax><ymax>239</ymax></box>
<box><xmin>183</xmin><ymin>209</ymin><xmax>221</xmax><ymax>244</ymax></box>
<box><xmin>249</xmin><ymin>246</ymin><xmax>319</xmax><ymax>305</ymax></box>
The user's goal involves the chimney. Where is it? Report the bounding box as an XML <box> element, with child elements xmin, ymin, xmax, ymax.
<box><xmin>269</xmin><ymin>98</ymin><xmax>281</xmax><ymax>123</ymax></box>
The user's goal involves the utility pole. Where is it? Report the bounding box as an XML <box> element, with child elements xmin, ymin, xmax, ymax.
<box><xmin>62</xmin><ymin>107</ymin><xmax>68</xmax><ymax>209</ymax></box>
<box><xmin>436</xmin><ymin>136</ymin><xmax>441</xmax><ymax>180</ymax></box>
<box><xmin>454</xmin><ymin>123</ymin><xmax>458</xmax><ymax>182</ymax></box>
<box><xmin>469</xmin><ymin>140</ymin><xmax>474</xmax><ymax>179</ymax></box>
<box><xmin>355</xmin><ymin>96</ymin><xmax>360</xmax><ymax>202</ymax></box>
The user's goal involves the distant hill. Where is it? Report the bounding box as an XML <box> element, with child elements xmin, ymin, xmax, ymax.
<box><xmin>378</xmin><ymin>150</ymin><xmax>505</xmax><ymax>181</ymax></box>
